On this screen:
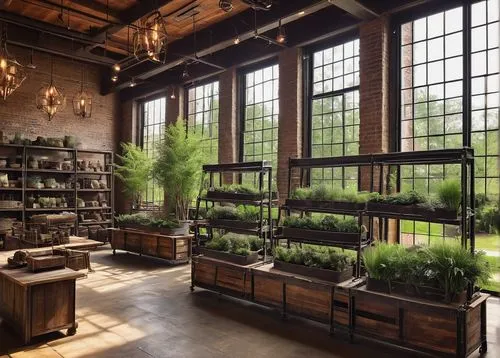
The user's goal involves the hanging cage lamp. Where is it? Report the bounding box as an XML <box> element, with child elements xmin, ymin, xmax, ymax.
<box><xmin>133</xmin><ymin>11</ymin><xmax>168</xmax><ymax>63</ymax></box>
<box><xmin>36</xmin><ymin>58</ymin><xmax>65</xmax><ymax>120</ymax></box>
<box><xmin>73</xmin><ymin>68</ymin><xmax>92</xmax><ymax>119</ymax></box>
<box><xmin>0</xmin><ymin>24</ymin><xmax>27</xmax><ymax>100</ymax></box>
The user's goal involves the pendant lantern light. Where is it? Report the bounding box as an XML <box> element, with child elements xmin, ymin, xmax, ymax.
<box><xmin>73</xmin><ymin>67</ymin><xmax>92</xmax><ymax>119</ymax></box>
<box><xmin>36</xmin><ymin>57</ymin><xmax>66</xmax><ymax>121</ymax></box>
<box><xmin>0</xmin><ymin>24</ymin><xmax>27</xmax><ymax>100</ymax></box>
<box><xmin>133</xmin><ymin>11</ymin><xmax>168</xmax><ymax>63</ymax></box>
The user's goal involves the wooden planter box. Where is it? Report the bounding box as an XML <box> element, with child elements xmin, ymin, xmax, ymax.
<box><xmin>191</xmin><ymin>255</ymin><xmax>259</xmax><ymax>298</ymax></box>
<box><xmin>273</xmin><ymin>260</ymin><xmax>352</xmax><ymax>283</ymax></box>
<box><xmin>366</xmin><ymin>202</ymin><xmax>457</xmax><ymax>221</ymax></box>
<box><xmin>281</xmin><ymin>227</ymin><xmax>363</xmax><ymax>245</ymax></box>
<box><xmin>351</xmin><ymin>286</ymin><xmax>488</xmax><ymax>357</ymax></box>
<box><xmin>366</xmin><ymin>277</ymin><xmax>467</xmax><ymax>304</ymax></box>
<box><xmin>252</xmin><ymin>263</ymin><xmax>361</xmax><ymax>328</ymax></box>
<box><xmin>110</xmin><ymin>228</ymin><xmax>192</xmax><ymax>264</ymax></box>
<box><xmin>285</xmin><ymin>199</ymin><xmax>365</xmax><ymax>212</ymax></box>
<box><xmin>198</xmin><ymin>247</ymin><xmax>259</xmax><ymax>265</ymax></box>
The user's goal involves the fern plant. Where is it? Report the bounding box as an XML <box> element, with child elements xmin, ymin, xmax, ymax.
<box><xmin>153</xmin><ymin>118</ymin><xmax>204</xmax><ymax>221</ymax></box>
<box><xmin>114</xmin><ymin>143</ymin><xmax>153</xmax><ymax>211</ymax></box>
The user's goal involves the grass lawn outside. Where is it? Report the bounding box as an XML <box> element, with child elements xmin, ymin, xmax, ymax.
<box><xmin>483</xmin><ymin>255</ymin><xmax>500</xmax><ymax>293</ymax></box>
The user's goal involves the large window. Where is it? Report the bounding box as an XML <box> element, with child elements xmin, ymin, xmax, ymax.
<box><xmin>398</xmin><ymin>0</ymin><xmax>499</xmax><ymax>291</ymax></box>
<box><xmin>310</xmin><ymin>38</ymin><xmax>360</xmax><ymax>189</ymax></box>
<box><xmin>187</xmin><ymin>81</ymin><xmax>220</xmax><ymax>165</ymax></box>
<box><xmin>241</xmin><ymin>63</ymin><xmax>279</xmax><ymax>185</ymax></box>
<box><xmin>141</xmin><ymin>97</ymin><xmax>166</xmax><ymax>207</ymax></box>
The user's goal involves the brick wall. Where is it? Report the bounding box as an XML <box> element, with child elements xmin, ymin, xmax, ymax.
<box><xmin>359</xmin><ymin>15</ymin><xmax>391</xmax><ymax>191</ymax></box>
<box><xmin>0</xmin><ymin>47</ymin><xmax>119</xmax><ymax>151</ymax></box>
<box><xmin>278</xmin><ymin>48</ymin><xmax>303</xmax><ymax>200</ymax></box>
<box><xmin>218</xmin><ymin>67</ymin><xmax>238</xmax><ymax>184</ymax></box>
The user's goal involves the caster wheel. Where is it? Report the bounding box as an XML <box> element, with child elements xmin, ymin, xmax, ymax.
<box><xmin>190</xmin><ymin>286</ymin><xmax>195</xmax><ymax>292</ymax></box>
<box><xmin>479</xmin><ymin>345</ymin><xmax>487</xmax><ymax>354</ymax></box>
<box><xmin>67</xmin><ymin>327</ymin><xmax>77</xmax><ymax>336</ymax></box>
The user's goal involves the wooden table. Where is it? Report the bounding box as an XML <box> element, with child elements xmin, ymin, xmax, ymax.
<box><xmin>0</xmin><ymin>267</ymin><xmax>85</xmax><ymax>344</ymax></box>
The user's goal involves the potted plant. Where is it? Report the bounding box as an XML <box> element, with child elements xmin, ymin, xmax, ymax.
<box><xmin>114</xmin><ymin>142</ymin><xmax>152</xmax><ymax>212</ymax></box>
<box><xmin>281</xmin><ymin>215</ymin><xmax>365</xmax><ymax>245</ymax></box>
<box><xmin>199</xmin><ymin>233</ymin><xmax>263</xmax><ymax>265</ymax></box>
<box><xmin>434</xmin><ymin>179</ymin><xmax>462</xmax><ymax>219</ymax></box>
<box><xmin>274</xmin><ymin>245</ymin><xmax>354</xmax><ymax>282</ymax></box>
<box><xmin>153</xmin><ymin>118</ymin><xmax>204</xmax><ymax>227</ymax></box>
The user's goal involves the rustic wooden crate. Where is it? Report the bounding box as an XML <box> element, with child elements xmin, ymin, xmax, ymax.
<box><xmin>27</xmin><ymin>255</ymin><xmax>66</xmax><ymax>273</ymax></box>
<box><xmin>252</xmin><ymin>264</ymin><xmax>361</xmax><ymax>327</ymax></box>
<box><xmin>111</xmin><ymin>229</ymin><xmax>125</xmax><ymax>250</ymax></box>
<box><xmin>111</xmin><ymin>229</ymin><xmax>192</xmax><ymax>264</ymax></box>
<box><xmin>192</xmin><ymin>255</ymin><xmax>256</xmax><ymax>298</ymax></box>
<box><xmin>351</xmin><ymin>286</ymin><xmax>489</xmax><ymax>357</ymax></box>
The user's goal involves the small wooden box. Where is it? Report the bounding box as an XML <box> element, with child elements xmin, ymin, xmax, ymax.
<box><xmin>27</xmin><ymin>255</ymin><xmax>66</xmax><ymax>272</ymax></box>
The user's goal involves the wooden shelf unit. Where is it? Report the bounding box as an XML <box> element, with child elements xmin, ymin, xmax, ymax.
<box><xmin>0</xmin><ymin>144</ymin><xmax>115</xmax><ymax>238</ymax></box>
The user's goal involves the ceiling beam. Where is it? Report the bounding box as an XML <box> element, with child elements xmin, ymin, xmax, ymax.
<box><xmin>93</xmin><ymin>0</ymin><xmax>175</xmax><ymax>39</ymax></box>
<box><xmin>327</xmin><ymin>0</ymin><xmax>378</xmax><ymax>19</ymax></box>
<box><xmin>118</xmin><ymin>7</ymin><xmax>359</xmax><ymax>100</ymax></box>
<box><xmin>31</xmin><ymin>0</ymin><xmax>120</xmax><ymax>25</ymax></box>
<box><xmin>105</xmin><ymin>0</ymin><xmax>336</xmax><ymax>93</ymax></box>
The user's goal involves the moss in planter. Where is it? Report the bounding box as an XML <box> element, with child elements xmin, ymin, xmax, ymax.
<box><xmin>275</xmin><ymin>245</ymin><xmax>354</xmax><ymax>272</ymax></box>
<box><xmin>282</xmin><ymin>215</ymin><xmax>359</xmax><ymax>233</ymax></box>
<box><xmin>362</xmin><ymin>242</ymin><xmax>492</xmax><ymax>299</ymax></box>
<box><xmin>205</xmin><ymin>233</ymin><xmax>263</xmax><ymax>256</ymax></box>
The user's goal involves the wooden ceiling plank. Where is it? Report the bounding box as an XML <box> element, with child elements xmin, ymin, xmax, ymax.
<box><xmin>107</xmin><ymin>0</ymin><xmax>335</xmax><ymax>93</ymax></box>
<box><xmin>68</xmin><ymin>0</ymin><xmax>121</xmax><ymax>20</ymax></box>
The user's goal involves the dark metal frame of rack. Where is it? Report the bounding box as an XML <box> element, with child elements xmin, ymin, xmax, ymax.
<box><xmin>193</xmin><ymin>161</ymin><xmax>274</xmax><ymax>261</ymax></box>
<box><xmin>279</xmin><ymin>147</ymin><xmax>475</xmax><ymax>287</ymax></box>
<box><xmin>0</xmin><ymin>144</ymin><xmax>114</xmax><ymax>241</ymax></box>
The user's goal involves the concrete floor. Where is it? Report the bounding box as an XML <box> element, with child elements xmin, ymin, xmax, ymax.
<box><xmin>0</xmin><ymin>246</ymin><xmax>498</xmax><ymax>358</ymax></box>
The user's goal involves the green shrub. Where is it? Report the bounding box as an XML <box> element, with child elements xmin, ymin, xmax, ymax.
<box><xmin>368</xmin><ymin>190</ymin><xmax>427</xmax><ymax>205</ymax></box>
<box><xmin>205</xmin><ymin>235</ymin><xmax>231</xmax><ymax>252</ymax></box>
<box><xmin>291</xmin><ymin>187</ymin><xmax>311</xmax><ymax>200</ymax></box>
<box><xmin>283</xmin><ymin>215</ymin><xmax>359</xmax><ymax>233</ymax></box>
<box><xmin>437</xmin><ymin>180</ymin><xmax>462</xmax><ymax>213</ymax></box>
<box><xmin>115</xmin><ymin>213</ymin><xmax>152</xmax><ymax>226</ymax></box>
<box><xmin>206</xmin><ymin>206</ymin><xmax>239</xmax><ymax>220</ymax></box>
<box><xmin>363</xmin><ymin>241</ymin><xmax>492</xmax><ymax>298</ymax></box>
<box><xmin>476</xmin><ymin>201</ymin><xmax>500</xmax><ymax>234</ymax></box>
<box><xmin>205</xmin><ymin>233</ymin><xmax>260</xmax><ymax>256</ymax></box>
<box><xmin>236</xmin><ymin>205</ymin><xmax>261</xmax><ymax>222</ymax></box>
<box><xmin>274</xmin><ymin>245</ymin><xmax>352</xmax><ymax>271</ymax></box>
<box><xmin>211</xmin><ymin>184</ymin><xmax>260</xmax><ymax>195</ymax></box>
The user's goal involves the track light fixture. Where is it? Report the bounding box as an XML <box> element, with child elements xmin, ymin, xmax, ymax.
<box><xmin>276</xmin><ymin>18</ymin><xmax>286</xmax><ymax>44</ymax></box>
<box><xmin>113</xmin><ymin>64</ymin><xmax>121</xmax><ymax>72</ymax></box>
<box><xmin>233</xmin><ymin>36</ymin><xmax>240</xmax><ymax>45</ymax></box>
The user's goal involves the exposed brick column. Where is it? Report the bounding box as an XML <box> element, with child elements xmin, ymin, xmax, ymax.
<box><xmin>278</xmin><ymin>48</ymin><xmax>303</xmax><ymax>202</ymax></box>
<box><xmin>359</xmin><ymin>15</ymin><xmax>395</xmax><ymax>242</ymax></box>
<box><xmin>218</xmin><ymin>67</ymin><xmax>238</xmax><ymax>184</ymax></box>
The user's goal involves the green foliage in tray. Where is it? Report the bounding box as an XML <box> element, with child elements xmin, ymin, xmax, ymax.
<box><xmin>291</xmin><ymin>185</ymin><xmax>376</xmax><ymax>204</ymax></box>
<box><xmin>210</xmin><ymin>184</ymin><xmax>260</xmax><ymax>195</ymax></box>
<box><xmin>282</xmin><ymin>215</ymin><xmax>360</xmax><ymax>233</ymax></box>
<box><xmin>205</xmin><ymin>233</ymin><xmax>263</xmax><ymax>256</ymax></box>
<box><xmin>274</xmin><ymin>245</ymin><xmax>354</xmax><ymax>272</ymax></box>
<box><xmin>437</xmin><ymin>179</ymin><xmax>462</xmax><ymax>213</ymax></box>
<box><xmin>362</xmin><ymin>241</ymin><xmax>491</xmax><ymax>297</ymax></box>
<box><xmin>368</xmin><ymin>190</ymin><xmax>427</xmax><ymax>205</ymax></box>
<box><xmin>206</xmin><ymin>205</ymin><xmax>262</xmax><ymax>223</ymax></box>
<box><xmin>114</xmin><ymin>213</ymin><xmax>180</xmax><ymax>229</ymax></box>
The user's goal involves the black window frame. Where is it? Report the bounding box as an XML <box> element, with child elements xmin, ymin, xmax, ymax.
<box><xmin>238</xmin><ymin>58</ymin><xmax>280</xmax><ymax>185</ymax></box>
<box><xmin>392</xmin><ymin>0</ymin><xmax>500</xmax><ymax>245</ymax></box>
<box><xmin>138</xmin><ymin>93</ymin><xmax>167</xmax><ymax>207</ymax></box>
<box><xmin>304</xmin><ymin>31</ymin><xmax>362</xmax><ymax>190</ymax></box>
